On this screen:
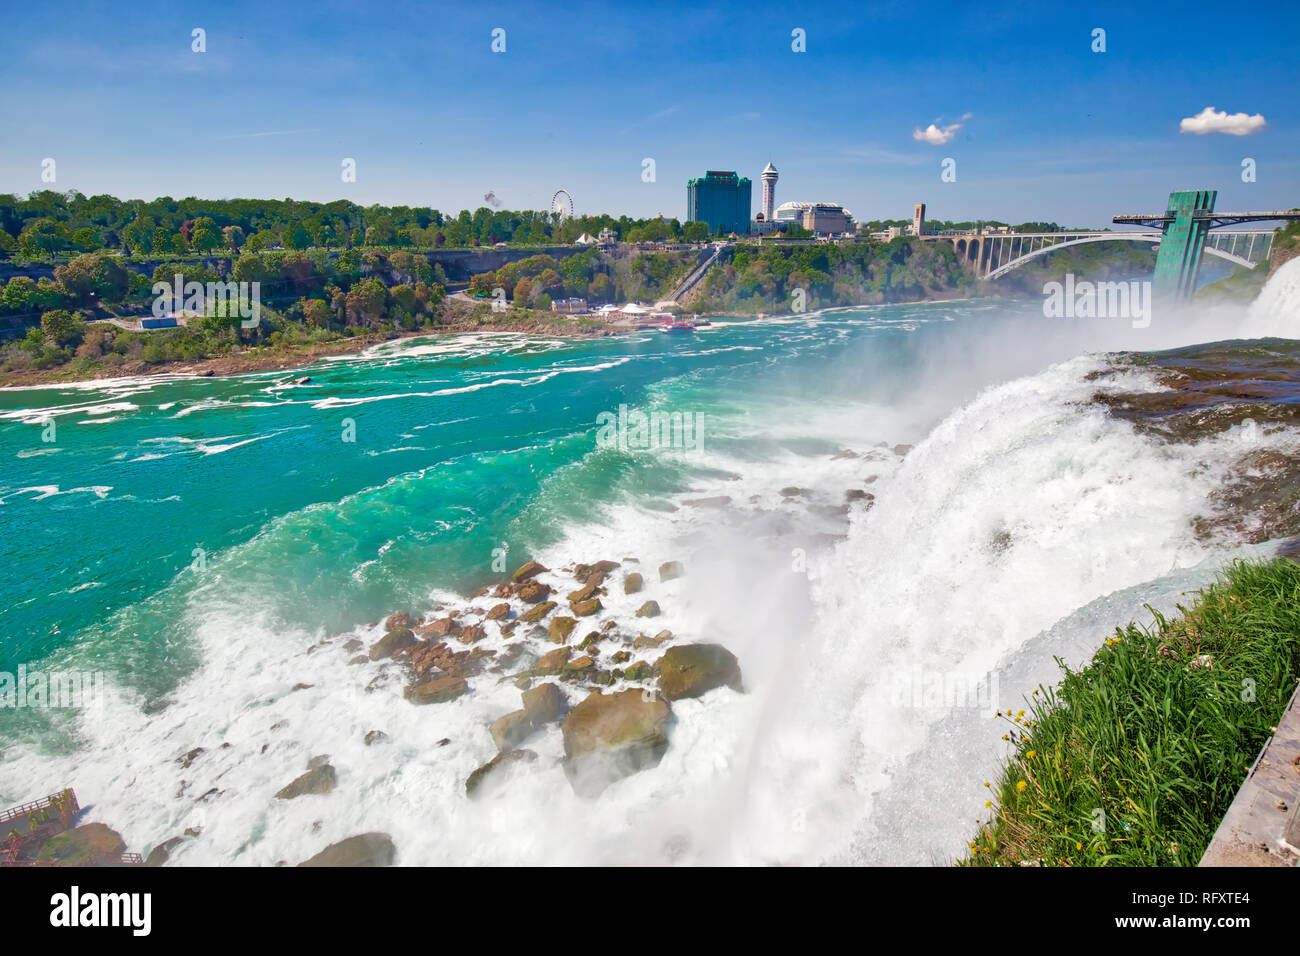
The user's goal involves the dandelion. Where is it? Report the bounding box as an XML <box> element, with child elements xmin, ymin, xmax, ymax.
<box><xmin>1016</xmin><ymin>780</ymin><xmax>1028</xmax><ymax>792</ymax></box>
<box><xmin>985</xmin><ymin>801</ymin><xmax>992</xmax><ymax>808</ymax></box>
<box><xmin>1076</xmin><ymin>841</ymin><xmax>1083</xmax><ymax>851</ymax></box>
<box><xmin>1026</xmin><ymin>750</ymin><xmax>1037</xmax><ymax>759</ymax></box>
<box><xmin>984</xmin><ymin>781</ymin><xmax>991</xmax><ymax>788</ymax></box>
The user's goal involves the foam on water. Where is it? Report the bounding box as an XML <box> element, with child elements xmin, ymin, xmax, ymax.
<box><xmin>2</xmin><ymin>276</ymin><xmax>1298</xmax><ymax>865</ymax></box>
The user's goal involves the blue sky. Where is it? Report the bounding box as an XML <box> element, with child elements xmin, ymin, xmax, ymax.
<box><xmin>1</xmin><ymin>0</ymin><xmax>1296</xmax><ymax>227</ymax></box>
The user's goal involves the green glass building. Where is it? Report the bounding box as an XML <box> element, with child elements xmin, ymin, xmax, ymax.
<box><xmin>687</xmin><ymin>171</ymin><xmax>752</xmax><ymax>236</ymax></box>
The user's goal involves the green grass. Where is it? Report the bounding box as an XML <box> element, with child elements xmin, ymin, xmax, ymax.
<box><xmin>963</xmin><ymin>557</ymin><xmax>1300</xmax><ymax>867</ymax></box>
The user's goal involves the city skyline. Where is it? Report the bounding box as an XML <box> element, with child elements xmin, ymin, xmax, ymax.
<box><xmin>1</xmin><ymin>0</ymin><xmax>1296</xmax><ymax>228</ymax></box>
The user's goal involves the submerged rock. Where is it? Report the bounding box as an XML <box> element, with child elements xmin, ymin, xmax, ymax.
<box><xmin>466</xmin><ymin>749</ymin><xmax>538</xmax><ymax>799</ymax></box>
<box><xmin>654</xmin><ymin>644</ymin><xmax>743</xmax><ymax>701</ymax></box>
<box><xmin>522</xmin><ymin>682</ymin><xmax>569</xmax><ymax>724</ymax></box>
<box><xmin>491</xmin><ymin>709</ymin><xmax>534</xmax><ymax>751</ymax></box>
<box><xmin>561</xmin><ymin>689</ymin><xmax>673</xmax><ymax>798</ymax></box>
<box><xmin>298</xmin><ymin>832</ymin><xmax>396</xmax><ymax>867</ymax></box>
<box><xmin>658</xmin><ymin>560</ymin><xmax>684</xmax><ymax>581</ymax></box>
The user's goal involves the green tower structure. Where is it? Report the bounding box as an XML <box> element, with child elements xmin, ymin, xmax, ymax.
<box><xmin>1115</xmin><ymin>192</ymin><xmax>1300</xmax><ymax>303</ymax></box>
<box><xmin>1152</xmin><ymin>189</ymin><xmax>1217</xmax><ymax>301</ymax></box>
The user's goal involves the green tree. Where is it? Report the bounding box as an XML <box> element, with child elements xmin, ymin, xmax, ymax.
<box><xmin>40</xmin><ymin>309</ymin><xmax>85</xmax><ymax>347</ymax></box>
<box><xmin>223</xmin><ymin>225</ymin><xmax>245</xmax><ymax>254</ymax></box>
<box><xmin>18</xmin><ymin>218</ymin><xmax>70</xmax><ymax>257</ymax></box>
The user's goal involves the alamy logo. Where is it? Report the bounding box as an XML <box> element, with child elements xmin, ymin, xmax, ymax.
<box><xmin>152</xmin><ymin>273</ymin><xmax>261</xmax><ymax>328</ymax></box>
<box><xmin>50</xmin><ymin>887</ymin><xmax>151</xmax><ymax>936</ymax></box>
<box><xmin>0</xmin><ymin>665</ymin><xmax>109</xmax><ymax>709</ymax></box>
<box><xmin>595</xmin><ymin>404</ymin><xmax>704</xmax><ymax>454</ymax></box>
<box><xmin>1042</xmin><ymin>274</ymin><xmax>1151</xmax><ymax>328</ymax></box>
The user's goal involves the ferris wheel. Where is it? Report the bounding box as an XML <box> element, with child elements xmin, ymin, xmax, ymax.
<box><xmin>550</xmin><ymin>188</ymin><xmax>574</xmax><ymax>221</ymax></box>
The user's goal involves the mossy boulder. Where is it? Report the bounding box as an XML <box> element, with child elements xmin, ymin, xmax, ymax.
<box><xmin>369</xmin><ymin>627</ymin><xmax>416</xmax><ymax>661</ymax></box>
<box><xmin>654</xmin><ymin>643</ymin><xmax>743</xmax><ymax>701</ymax></box>
<box><xmin>534</xmin><ymin>646</ymin><xmax>572</xmax><ymax>676</ymax></box>
<box><xmin>519</xmin><ymin>601</ymin><xmax>557</xmax><ymax>624</ymax></box>
<box><xmin>561</xmin><ymin>689</ymin><xmax>673</xmax><ymax>797</ymax></box>
<box><xmin>571</xmin><ymin>598</ymin><xmax>603</xmax><ymax>617</ymax></box>
<box><xmin>548</xmin><ymin>616</ymin><xmax>577</xmax><ymax>643</ymax></box>
<box><xmin>298</xmin><ymin>832</ymin><xmax>396</xmax><ymax>867</ymax></box>
<box><xmin>404</xmin><ymin>675</ymin><xmax>469</xmax><ymax>705</ymax></box>
<box><xmin>511</xmin><ymin>560</ymin><xmax>548</xmax><ymax>583</ymax></box>
<box><xmin>37</xmin><ymin>823</ymin><xmax>126</xmax><ymax>866</ymax></box>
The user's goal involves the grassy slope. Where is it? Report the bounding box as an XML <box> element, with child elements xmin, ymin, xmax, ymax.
<box><xmin>963</xmin><ymin>558</ymin><xmax>1300</xmax><ymax>866</ymax></box>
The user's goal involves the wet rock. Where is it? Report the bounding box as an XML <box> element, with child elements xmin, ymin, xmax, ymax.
<box><xmin>404</xmin><ymin>676</ymin><xmax>469</xmax><ymax>705</ymax></box>
<box><xmin>659</xmin><ymin>561</ymin><xmax>684</xmax><ymax>582</ymax></box>
<box><xmin>491</xmin><ymin>709</ymin><xmax>534</xmax><ymax>751</ymax></box>
<box><xmin>364</xmin><ymin>730</ymin><xmax>388</xmax><ymax>746</ymax></box>
<box><xmin>571</xmin><ymin>598</ymin><xmax>603</xmax><ymax>617</ymax></box>
<box><xmin>517</xmin><ymin>580</ymin><xmax>553</xmax><ymax>604</ymax></box>
<box><xmin>298</xmin><ymin>832</ymin><xmax>396</xmax><ymax>867</ymax></box>
<box><xmin>635</xmin><ymin>600</ymin><xmax>661</xmax><ymax>618</ymax></box>
<box><xmin>145</xmin><ymin>836</ymin><xmax>186</xmax><ymax>867</ymax></box>
<box><xmin>684</xmin><ymin>496</ymin><xmax>731</xmax><ymax>509</ymax></box>
<box><xmin>591</xmin><ymin>670</ymin><xmax>614</xmax><ymax>686</ymax></box>
<box><xmin>623</xmin><ymin>661</ymin><xmax>653</xmax><ymax>681</ymax></box>
<box><xmin>511</xmin><ymin>560</ymin><xmax>548</xmax><ymax>583</ymax></box>
<box><xmin>417</xmin><ymin>616</ymin><xmax>461</xmax><ymax>639</ymax></box>
<box><xmin>654</xmin><ymin>644</ymin><xmax>743</xmax><ymax>701</ymax></box>
<box><xmin>522</xmin><ymin>682</ymin><xmax>569</xmax><ymax>724</ymax></box>
<box><xmin>780</xmin><ymin>486</ymin><xmax>804</xmax><ymax>497</ymax></box>
<box><xmin>845</xmin><ymin>489</ymin><xmax>875</xmax><ymax>504</ymax></box>
<box><xmin>893</xmin><ymin>443</ymin><xmax>913</xmax><ymax>456</ymax></box>
<box><xmin>534</xmin><ymin>646</ymin><xmax>572</xmax><ymax>676</ymax></box>
<box><xmin>343</xmin><ymin>638</ymin><xmax>364</xmax><ymax>652</ymax></box>
<box><xmin>568</xmin><ymin>582</ymin><xmax>599</xmax><ymax>603</ymax></box>
<box><xmin>514</xmin><ymin>674</ymin><xmax>532</xmax><ymax>690</ymax></box>
<box><xmin>562</xmin><ymin>655</ymin><xmax>595</xmax><ymax>678</ymax></box>
<box><xmin>37</xmin><ymin>823</ymin><xmax>126</xmax><ymax>866</ymax></box>
<box><xmin>575</xmin><ymin>560</ymin><xmax>619</xmax><ymax>580</ymax></box>
<box><xmin>623</xmin><ymin>572</ymin><xmax>644</xmax><ymax>594</ymax></box>
<box><xmin>384</xmin><ymin>611</ymin><xmax>413</xmax><ymax>631</ymax></box>
<box><xmin>485</xmin><ymin>602</ymin><xmax>511</xmax><ymax>621</ymax></box>
<box><xmin>275</xmin><ymin>763</ymin><xmax>337</xmax><ymax>799</ymax></box>
<box><xmin>611</xmin><ymin>650</ymin><xmax>632</xmax><ymax>664</ymax></box>
<box><xmin>348</xmin><ymin>655</ymin><xmax>368</xmax><ymax>665</ymax></box>
<box><xmin>465</xmin><ymin>749</ymin><xmax>538</xmax><ymax>799</ymax></box>
<box><xmin>369</xmin><ymin>627</ymin><xmax>416</xmax><ymax>661</ymax></box>
<box><xmin>831</xmin><ymin>448</ymin><xmax>858</xmax><ymax>459</ymax></box>
<box><xmin>177</xmin><ymin>747</ymin><xmax>204</xmax><ymax>769</ymax></box>
<box><xmin>457</xmin><ymin>623</ymin><xmax>487</xmax><ymax>645</ymax></box>
<box><xmin>519</xmin><ymin>600</ymin><xmax>557</xmax><ymax>624</ymax></box>
<box><xmin>577</xmin><ymin>631</ymin><xmax>601</xmax><ymax>650</ymax></box>
<box><xmin>561</xmin><ymin>690</ymin><xmax>673</xmax><ymax>797</ymax></box>
<box><xmin>548</xmin><ymin>616</ymin><xmax>577</xmax><ymax>643</ymax></box>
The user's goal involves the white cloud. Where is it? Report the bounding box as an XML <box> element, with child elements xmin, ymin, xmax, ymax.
<box><xmin>1179</xmin><ymin>106</ymin><xmax>1266</xmax><ymax>136</ymax></box>
<box><xmin>912</xmin><ymin>121</ymin><xmax>962</xmax><ymax>146</ymax></box>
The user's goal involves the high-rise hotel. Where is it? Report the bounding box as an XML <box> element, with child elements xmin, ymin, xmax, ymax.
<box><xmin>686</xmin><ymin>170</ymin><xmax>752</xmax><ymax>237</ymax></box>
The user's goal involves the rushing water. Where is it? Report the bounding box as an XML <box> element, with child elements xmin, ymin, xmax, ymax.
<box><xmin>2</xmin><ymin>268</ymin><xmax>1298</xmax><ymax>865</ymax></box>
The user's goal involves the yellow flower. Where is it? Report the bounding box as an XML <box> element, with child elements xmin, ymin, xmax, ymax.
<box><xmin>1016</xmin><ymin>780</ymin><xmax>1028</xmax><ymax>792</ymax></box>
<box><xmin>1076</xmin><ymin>841</ymin><xmax>1083</xmax><ymax>851</ymax></box>
<box><xmin>984</xmin><ymin>781</ymin><xmax>991</xmax><ymax>788</ymax></box>
<box><xmin>985</xmin><ymin>801</ymin><xmax>992</xmax><ymax>808</ymax></box>
<box><xmin>1026</xmin><ymin>750</ymin><xmax>1037</xmax><ymax>759</ymax></box>
<box><xmin>1017</xmin><ymin>710</ymin><xmax>1025</xmax><ymax>717</ymax></box>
